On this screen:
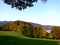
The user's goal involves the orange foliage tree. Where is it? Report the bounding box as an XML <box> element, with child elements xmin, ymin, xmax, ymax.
<box><xmin>51</xmin><ymin>26</ymin><xmax>60</xmax><ymax>39</ymax></box>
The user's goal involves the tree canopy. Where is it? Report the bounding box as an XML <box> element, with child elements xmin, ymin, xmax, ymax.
<box><xmin>3</xmin><ymin>0</ymin><xmax>47</xmax><ymax>10</ymax></box>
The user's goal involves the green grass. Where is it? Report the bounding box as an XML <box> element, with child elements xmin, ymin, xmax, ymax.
<box><xmin>0</xmin><ymin>31</ymin><xmax>60</xmax><ymax>45</ymax></box>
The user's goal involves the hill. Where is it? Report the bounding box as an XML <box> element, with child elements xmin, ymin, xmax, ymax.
<box><xmin>0</xmin><ymin>20</ymin><xmax>42</xmax><ymax>26</ymax></box>
<box><xmin>0</xmin><ymin>31</ymin><xmax>59</xmax><ymax>45</ymax></box>
<box><xmin>0</xmin><ymin>20</ymin><xmax>60</xmax><ymax>31</ymax></box>
<box><xmin>0</xmin><ymin>21</ymin><xmax>9</xmax><ymax>26</ymax></box>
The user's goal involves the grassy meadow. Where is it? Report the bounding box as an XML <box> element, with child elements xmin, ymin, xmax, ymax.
<box><xmin>0</xmin><ymin>31</ymin><xmax>60</xmax><ymax>45</ymax></box>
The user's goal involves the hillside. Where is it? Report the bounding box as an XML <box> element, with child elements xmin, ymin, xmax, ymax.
<box><xmin>0</xmin><ymin>20</ymin><xmax>60</xmax><ymax>39</ymax></box>
<box><xmin>0</xmin><ymin>20</ymin><xmax>42</xmax><ymax>26</ymax></box>
<box><xmin>0</xmin><ymin>20</ymin><xmax>54</xmax><ymax>30</ymax></box>
<box><xmin>0</xmin><ymin>21</ymin><xmax>9</xmax><ymax>26</ymax></box>
<box><xmin>0</xmin><ymin>31</ymin><xmax>59</xmax><ymax>45</ymax></box>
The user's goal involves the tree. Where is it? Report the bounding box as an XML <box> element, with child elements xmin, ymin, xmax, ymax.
<box><xmin>41</xmin><ymin>0</ymin><xmax>47</xmax><ymax>3</ymax></box>
<box><xmin>50</xmin><ymin>26</ymin><xmax>60</xmax><ymax>39</ymax></box>
<box><xmin>3</xmin><ymin>23</ymin><xmax>11</xmax><ymax>31</ymax></box>
<box><xmin>17</xmin><ymin>24</ymin><xmax>25</xmax><ymax>34</ymax></box>
<box><xmin>32</xmin><ymin>26</ymin><xmax>42</xmax><ymax>38</ymax></box>
<box><xmin>0</xmin><ymin>26</ymin><xmax>4</xmax><ymax>30</ymax></box>
<box><xmin>3</xmin><ymin>0</ymin><xmax>47</xmax><ymax>10</ymax></box>
<box><xmin>53</xmin><ymin>26</ymin><xmax>60</xmax><ymax>39</ymax></box>
<box><xmin>22</xmin><ymin>24</ymin><xmax>33</xmax><ymax>37</ymax></box>
<box><xmin>33</xmin><ymin>26</ymin><xmax>38</xmax><ymax>38</ymax></box>
<box><xmin>26</xmin><ymin>24</ymin><xmax>33</xmax><ymax>37</ymax></box>
<box><xmin>39</xmin><ymin>27</ymin><xmax>46</xmax><ymax>38</ymax></box>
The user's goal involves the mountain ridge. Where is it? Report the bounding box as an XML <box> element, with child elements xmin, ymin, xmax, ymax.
<box><xmin>0</xmin><ymin>20</ymin><xmax>59</xmax><ymax>30</ymax></box>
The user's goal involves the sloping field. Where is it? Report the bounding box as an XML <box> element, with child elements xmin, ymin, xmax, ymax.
<box><xmin>0</xmin><ymin>31</ymin><xmax>60</xmax><ymax>45</ymax></box>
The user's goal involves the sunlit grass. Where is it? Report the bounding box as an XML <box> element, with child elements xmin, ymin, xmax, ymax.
<box><xmin>0</xmin><ymin>31</ymin><xmax>60</xmax><ymax>45</ymax></box>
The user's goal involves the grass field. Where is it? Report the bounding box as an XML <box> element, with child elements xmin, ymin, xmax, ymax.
<box><xmin>0</xmin><ymin>31</ymin><xmax>60</xmax><ymax>45</ymax></box>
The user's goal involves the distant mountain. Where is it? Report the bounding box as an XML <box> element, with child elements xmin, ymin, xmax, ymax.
<box><xmin>0</xmin><ymin>21</ymin><xmax>10</xmax><ymax>26</ymax></box>
<box><xmin>29</xmin><ymin>22</ymin><xmax>42</xmax><ymax>26</ymax></box>
<box><xmin>0</xmin><ymin>21</ymin><xmax>42</xmax><ymax>26</ymax></box>
<box><xmin>0</xmin><ymin>20</ymin><xmax>58</xmax><ymax>30</ymax></box>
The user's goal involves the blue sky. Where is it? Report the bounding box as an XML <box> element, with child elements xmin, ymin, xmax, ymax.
<box><xmin>0</xmin><ymin>0</ymin><xmax>60</xmax><ymax>26</ymax></box>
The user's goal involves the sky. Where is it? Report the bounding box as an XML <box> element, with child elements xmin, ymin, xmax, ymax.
<box><xmin>0</xmin><ymin>0</ymin><xmax>60</xmax><ymax>26</ymax></box>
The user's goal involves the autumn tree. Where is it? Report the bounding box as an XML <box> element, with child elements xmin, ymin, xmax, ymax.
<box><xmin>0</xmin><ymin>26</ymin><xmax>4</xmax><ymax>30</ymax></box>
<box><xmin>39</xmin><ymin>27</ymin><xmax>46</xmax><ymax>38</ymax></box>
<box><xmin>3</xmin><ymin>0</ymin><xmax>47</xmax><ymax>10</ymax></box>
<box><xmin>51</xmin><ymin>26</ymin><xmax>58</xmax><ymax>39</ymax></box>
<box><xmin>22</xmin><ymin>24</ymin><xmax>33</xmax><ymax>37</ymax></box>
<box><xmin>51</xmin><ymin>26</ymin><xmax>60</xmax><ymax>39</ymax></box>
<box><xmin>32</xmin><ymin>26</ymin><xmax>42</xmax><ymax>38</ymax></box>
<box><xmin>36</xmin><ymin>26</ymin><xmax>41</xmax><ymax>38</ymax></box>
<box><xmin>3</xmin><ymin>23</ymin><xmax>11</xmax><ymax>31</ymax></box>
<box><xmin>33</xmin><ymin>26</ymin><xmax>38</xmax><ymax>38</ymax></box>
<box><xmin>17</xmin><ymin>24</ymin><xmax>25</xmax><ymax>34</ymax></box>
<box><xmin>26</xmin><ymin>24</ymin><xmax>33</xmax><ymax>37</ymax></box>
<box><xmin>48</xmin><ymin>33</ymin><xmax>53</xmax><ymax>39</ymax></box>
<box><xmin>56</xmin><ymin>27</ymin><xmax>60</xmax><ymax>39</ymax></box>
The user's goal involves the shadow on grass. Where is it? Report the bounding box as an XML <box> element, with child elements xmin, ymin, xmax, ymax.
<box><xmin>0</xmin><ymin>35</ymin><xmax>59</xmax><ymax>45</ymax></box>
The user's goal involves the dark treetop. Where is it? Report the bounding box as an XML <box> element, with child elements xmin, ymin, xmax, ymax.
<box><xmin>3</xmin><ymin>0</ymin><xmax>47</xmax><ymax>10</ymax></box>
